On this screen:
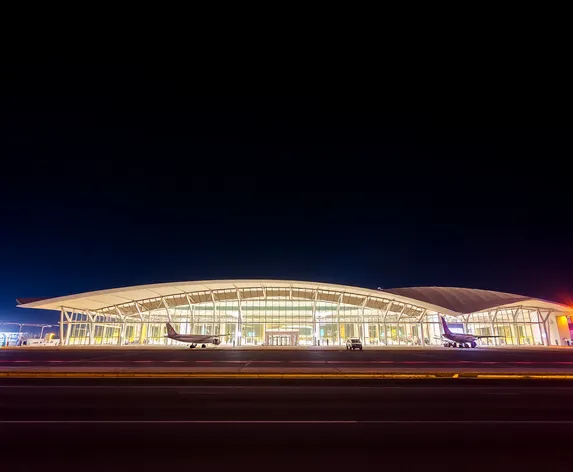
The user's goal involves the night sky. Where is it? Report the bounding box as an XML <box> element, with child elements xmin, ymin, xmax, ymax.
<box><xmin>2</xmin><ymin>63</ymin><xmax>572</xmax><ymax>324</ymax></box>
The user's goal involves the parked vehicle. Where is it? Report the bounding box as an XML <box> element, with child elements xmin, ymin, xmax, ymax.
<box><xmin>346</xmin><ymin>338</ymin><xmax>363</xmax><ymax>350</ymax></box>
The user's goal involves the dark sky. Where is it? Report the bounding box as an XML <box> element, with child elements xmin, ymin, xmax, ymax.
<box><xmin>2</xmin><ymin>63</ymin><xmax>572</xmax><ymax>324</ymax></box>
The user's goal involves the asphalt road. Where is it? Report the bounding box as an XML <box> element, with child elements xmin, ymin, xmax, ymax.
<box><xmin>1</xmin><ymin>378</ymin><xmax>572</xmax><ymax>470</ymax></box>
<box><xmin>2</xmin><ymin>346</ymin><xmax>573</xmax><ymax>372</ymax></box>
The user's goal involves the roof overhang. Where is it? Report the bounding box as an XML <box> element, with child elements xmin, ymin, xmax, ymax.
<box><xmin>16</xmin><ymin>279</ymin><xmax>571</xmax><ymax>316</ymax></box>
<box><xmin>18</xmin><ymin>279</ymin><xmax>429</xmax><ymax>313</ymax></box>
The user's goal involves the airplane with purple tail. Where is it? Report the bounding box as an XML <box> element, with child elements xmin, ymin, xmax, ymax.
<box><xmin>165</xmin><ymin>323</ymin><xmax>230</xmax><ymax>348</ymax></box>
<box><xmin>439</xmin><ymin>316</ymin><xmax>500</xmax><ymax>348</ymax></box>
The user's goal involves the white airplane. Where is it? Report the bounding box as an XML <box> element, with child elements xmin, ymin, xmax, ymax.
<box><xmin>438</xmin><ymin>316</ymin><xmax>500</xmax><ymax>348</ymax></box>
<box><xmin>166</xmin><ymin>323</ymin><xmax>229</xmax><ymax>348</ymax></box>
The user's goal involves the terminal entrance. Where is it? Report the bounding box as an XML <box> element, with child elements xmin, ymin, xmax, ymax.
<box><xmin>269</xmin><ymin>335</ymin><xmax>291</xmax><ymax>346</ymax></box>
<box><xmin>265</xmin><ymin>330</ymin><xmax>299</xmax><ymax>346</ymax></box>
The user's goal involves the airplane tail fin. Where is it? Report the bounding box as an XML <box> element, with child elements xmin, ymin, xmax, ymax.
<box><xmin>166</xmin><ymin>323</ymin><xmax>178</xmax><ymax>337</ymax></box>
<box><xmin>440</xmin><ymin>316</ymin><xmax>453</xmax><ymax>336</ymax></box>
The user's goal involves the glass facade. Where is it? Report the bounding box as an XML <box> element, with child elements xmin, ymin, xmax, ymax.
<box><xmin>60</xmin><ymin>285</ymin><xmax>552</xmax><ymax>347</ymax></box>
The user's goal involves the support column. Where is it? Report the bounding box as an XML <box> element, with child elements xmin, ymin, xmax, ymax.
<box><xmin>162</xmin><ymin>298</ymin><xmax>172</xmax><ymax>322</ymax></box>
<box><xmin>543</xmin><ymin>319</ymin><xmax>551</xmax><ymax>345</ymax></box>
<box><xmin>86</xmin><ymin>312</ymin><xmax>95</xmax><ymax>345</ymax></box>
<box><xmin>89</xmin><ymin>319</ymin><xmax>95</xmax><ymax>345</ymax></box>
<box><xmin>139</xmin><ymin>322</ymin><xmax>146</xmax><ymax>345</ymax></box>
<box><xmin>191</xmin><ymin>305</ymin><xmax>195</xmax><ymax>336</ymax></box>
<box><xmin>119</xmin><ymin>322</ymin><xmax>126</xmax><ymax>346</ymax></box>
<box><xmin>513</xmin><ymin>307</ymin><xmax>521</xmax><ymax>346</ymax></box>
<box><xmin>396</xmin><ymin>304</ymin><xmax>407</xmax><ymax>346</ymax></box>
<box><xmin>60</xmin><ymin>308</ymin><xmax>65</xmax><ymax>346</ymax></box>
<box><xmin>65</xmin><ymin>311</ymin><xmax>72</xmax><ymax>346</ymax></box>
<box><xmin>312</xmin><ymin>290</ymin><xmax>318</xmax><ymax>346</ymax></box>
<box><xmin>361</xmin><ymin>297</ymin><xmax>368</xmax><ymax>345</ymax></box>
<box><xmin>183</xmin><ymin>295</ymin><xmax>193</xmax><ymax>337</ymax></box>
<box><xmin>135</xmin><ymin>302</ymin><xmax>146</xmax><ymax>345</ymax></box>
<box><xmin>211</xmin><ymin>292</ymin><xmax>218</xmax><ymax>337</ymax></box>
<box><xmin>491</xmin><ymin>310</ymin><xmax>499</xmax><ymax>346</ymax></box>
<box><xmin>542</xmin><ymin>310</ymin><xmax>556</xmax><ymax>345</ymax></box>
<box><xmin>418</xmin><ymin>309</ymin><xmax>427</xmax><ymax>346</ymax></box>
<box><xmin>237</xmin><ymin>289</ymin><xmax>243</xmax><ymax>346</ymax></box>
<box><xmin>539</xmin><ymin>309</ymin><xmax>552</xmax><ymax>346</ymax></box>
<box><xmin>382</xmin><ymin>302</ymin><xmax>390</xmax><ymax>346</ymax></box>
<box><xmin>336</xmin><ymin>293</ymin><xmax>343</xmax><ymax>346</ymax></box>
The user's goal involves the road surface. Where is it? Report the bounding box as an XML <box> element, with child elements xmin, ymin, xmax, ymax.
<box><xmin>2</xmin><ymin>346</ymin><xmax>573</xmax><ymax>374</ymax></box>
<box><xmin>1</xmin><ymin>378</ymin><xmax>572</xmax><ymax>469</ymax></box>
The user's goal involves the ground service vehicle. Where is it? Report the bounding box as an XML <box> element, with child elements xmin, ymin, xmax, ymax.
<box><xmin>346</xmin><ymin>338</ymin><xmax>363</xmax><ymax>350</ymax></box>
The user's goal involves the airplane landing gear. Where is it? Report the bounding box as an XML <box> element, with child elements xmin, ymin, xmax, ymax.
<box><xmin>201</xmin><ymin>344</ymin><xmax>207</xmax><ymax>348</ymax></box>
<box><xmin>471</xmin><ymin>341</ymin><xmax>477</xmax><ymax>348</ymax></box>
<box><xmin>190</xmin><ymin>344</ymin><xmax>197</xmax><ymax>349</ymax></box>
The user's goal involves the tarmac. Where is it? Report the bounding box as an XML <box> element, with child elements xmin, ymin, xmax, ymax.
<box><xmin>2</xmin><ymin>345</ymin><xmax>573</xmax><ymax>378</ymax></box>
<box><xmin>2</xmin><ymin>346</ymin><xmax>573</xmax><ymax>468</ymax></box>
<box><xmin>2</xmin><ymin>376</ymin><xmax>573</xmax><ymax>469</ymax></box>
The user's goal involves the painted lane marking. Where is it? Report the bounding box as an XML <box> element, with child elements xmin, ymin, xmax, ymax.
<box><xmin>2</xmin><ymin>360</ymin><xmax>573</xmax><ymax>365</ymax></box>
<box><xmin>2</xmin><ymin>372</ymin><xmax>573</xmax><ymax>380</ymax></box>
<box><xmin>2</xmin><ymin>420</ymin><xmax>573</xmax><ymax>424</ymax></box>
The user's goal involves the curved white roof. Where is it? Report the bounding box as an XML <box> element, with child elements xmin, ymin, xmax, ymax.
<box><xmin>382</xmin><ymin>286</ymin><xmax>560</xmax><ymax>314</ymax></box>
<box><xmin>17</xmin><ymin>279</ymin><xmax>570</xmax><ymax>315</ymax></box>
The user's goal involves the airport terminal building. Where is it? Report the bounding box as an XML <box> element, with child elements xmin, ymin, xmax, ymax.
<box><xmin>17</xmin><ymin>280</ymin><xmax>573</xmax><ymax>347</ymax></box>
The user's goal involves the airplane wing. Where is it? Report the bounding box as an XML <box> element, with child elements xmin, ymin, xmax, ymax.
<box><xmin>179</xmin><ymin>334</ymin><xmax>232</xmax><ymax>340</ymax></box>
<box><xmin>436</xmin><ymin>334</ymin><xmax>501</xmax><ymax>339</ymax></box>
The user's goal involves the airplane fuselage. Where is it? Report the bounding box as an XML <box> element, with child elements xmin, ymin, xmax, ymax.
<box><xmin>170</xmin><ymin>334</ymin><xmax>216</xmax><ymax>343</ymax></box>
<box><xmin>443</xmin><ymin>332</ymin><xmax>477</xmax><ymax>345</ymax></box>
<box><xmin>165</xmin><ymin>323</ymin><xmax>224</xmax><ymax>348</ymax></box>
<box><xmin>439</xmin><ymin>316</ymin><xmax>482</xmax><ymax>348</ymax></box>
<box><xmin>168</xmin><ymin>334</ymin><xmax>221</xmax><ymax>345</ymax></box>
